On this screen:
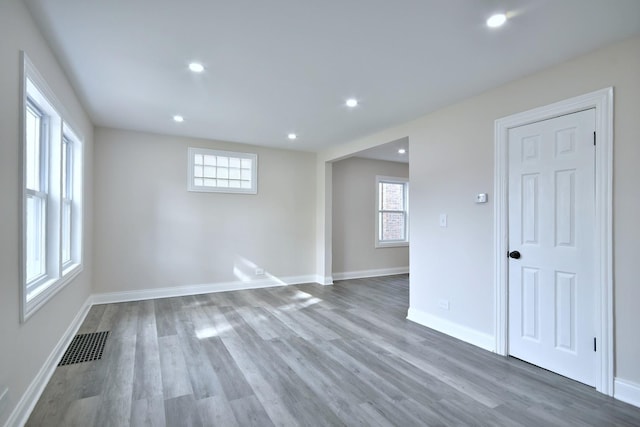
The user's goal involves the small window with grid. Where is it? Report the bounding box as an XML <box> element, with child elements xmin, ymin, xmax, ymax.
<box><xmin>188</xmin><ymin>147</ymin><xmax>257</xmax><ymax>194</ymax></box>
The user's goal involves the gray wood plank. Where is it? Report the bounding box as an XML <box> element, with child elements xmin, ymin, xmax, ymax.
<box><xmin>158</xmin><ymin>335</ymin><xmax>193</xmax><ymax>399</ymax></box>
<box><xmin>228</xmin><ymin>395</ymin><xmax>275</xmax><ymax>427</ymax></box>
<box><xmin>164</xmin><ymin>394</ymin><xmax>203</xmax><ymax>427</ymax></box>
<box><xmin>196</xmin><ymin>395</ymin><xmax>239</xmax><ymax>427</ymax></box>
<box><xmin>130</xmin><ymin>397</ymin><xmax>166</xmax><ymax>427</ymax></box>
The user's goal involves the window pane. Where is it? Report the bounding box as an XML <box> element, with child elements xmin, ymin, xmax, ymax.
<box><xmin>204</xmin><ymin>178</ymin><xmax>216</xmax><ymax>187</ymax></box>
<box><xmin>217</xmin><ymin>167</ymin><xmax>228</xmax><ymax>179</ymax></box>
<box><xmin>61</xmin><ymin>201</ymin><xmax>71</xmax><ymax>264</ymax></box>
<box><xmin>217</xmin><ymin>156</ymin><xmax>229</xmax><ymax>167</ymax></box>
<box><xmin>194</xmin><ymin>178</ymin><xmax>204</xmax><ymax>186</ymax></box>
<box><xmin>241</xmin><ymin>181</ymin><xmax>251</xmax><ymax>189</ymax></box>
<box><xmin>204</xmin><ymin>166</ymin><xmax>215</xmax><ymax>178</ymax></box>
<box><xmin>194</xmin><ymin>165</ymin><xmax>203</xmax><ymax>178</ymax></box>
<box><xmin>217</xmin><ymin>179</ymin><xmax>229</xmax><ymax>187</ymax></box>
<box><xmin>229</xmin><ymin>157</ymin><xmax>240</xmax><ymax>168</ymax></box>
<box><xmin>62</xmin><ymin>140</ymin><xmax>68</xmax><ymax>198</ymax></box>
<box><xmin>381</xmin><ymin>183</ymin><xmax>404</xmax><ymax>211</ymax></box>
<box><xmin>203</xmin><ymin>155</ymin><xmax>216</xmax><ymax>166</ymax></box>
<box><xmin>25</xmin><ymin>104</ymin><xmax>41</xmax><ymax>191</ymax></box>
<box><xmin>229</xmin><ymin>168</ymin><xmax>241</xmax><ymax>179</ymax></box>
<box><xmin>26</xmin><ymin>195</ymin><xmax>46</xmax><ymax>282</ymax></box>
<box><xmin>241</xmin><ymin>159</ymin><xmax>252</xmax><ymax>169</ymax></box>
<box><xmin>194</xmin><ymin>154</ymin><xmax>204</xmax><ymax>165</ymax></box>
<box><xmin>229</xmin><ymin>180</ymin><xmax>241</xmax><ymax>188</ymax></box>
<box><xmin>380</xmin><ymin>212</ymin><xmax>405</xmax><ymax>241</ymax></box>
<box><xmin>241</xmin><ymin>169</ymin><xmax>251</xmax><ymax>180</ymax></box>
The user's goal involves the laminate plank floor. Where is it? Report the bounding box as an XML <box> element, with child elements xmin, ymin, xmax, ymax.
<box><xmin>27</xmin><ymin>275</ymin><xmax>640</xmax><ymax>426</ymax></box>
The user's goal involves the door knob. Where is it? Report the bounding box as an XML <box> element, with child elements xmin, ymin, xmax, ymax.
<box><xmin>509</xmin><ymin>250</ymin><xmax>521</xmax><ymax>259</ymax></box>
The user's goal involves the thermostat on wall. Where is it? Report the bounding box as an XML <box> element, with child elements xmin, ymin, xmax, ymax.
<box><xmin>476</xmin><ymin>193</ymin><xmax>488</xmax><ymax>204</ymax></box>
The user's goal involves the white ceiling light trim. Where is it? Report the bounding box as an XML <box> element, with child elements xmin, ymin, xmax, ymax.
<box><xmin>288</xmin><ymin>133</ymin><xmax>297</xmax><ymax>140</ymax></box>
<box><xmin>173</xmin><ymin>115</ymin><xmax>184</xmax><ymax>122</ymax></box>
<box><xmin>188</xmin><ymin>62</ymin><xmax>205</xmax><ymax>73</ymax></box>
<box><xmin>346</xmin><ymin>98</ymin><xmax>358</xmax><ymax>108</ymax></box>
<box><xmin>487</xmin><ymin>13</ymin><xmax>507</xmax><ymax>28</ymax></box>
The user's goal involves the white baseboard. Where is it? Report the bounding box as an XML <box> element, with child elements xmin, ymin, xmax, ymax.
<box><xmin>5</xmin><ymin>296</ymin><xmax>92</xmax><ymax>427</ymax></box>
<box><xmin>314</xmin><ymin>275</ymin><xmax>334</xmax><ymax>286</ymax></box>
<box><xmin>333</xmin><ymin>266</ymin><xmax>409</xmax><ymax>281</ymax></box>
<box><xmin>614</xmin><ymin>378</ymin><xmax>640</xmax><ymax>408</ymax></box>
<box><xmin>91</xmin><ymin>275</ymin><xmax>317</xmax><ymax>305</ymax></box>
<box><xmin>406</xmin><ymin>307</ymin><xmax>495</xmax><ymax>352</ymax></box>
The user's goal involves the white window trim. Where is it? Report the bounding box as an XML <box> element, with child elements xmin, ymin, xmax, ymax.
<box><xmin>375</xmin><ymin>175</ymin><xmax>409</xmax><ymax>248</ymax></box>
<box><xmin>20</xmin><ymin>52</ymin><xmax>84</xmax><ymax>322</ymax></box>
<box><xmin>187</xmin><ymin>147</ymin><xmax>258</xmax><ymax>194</ymax></box>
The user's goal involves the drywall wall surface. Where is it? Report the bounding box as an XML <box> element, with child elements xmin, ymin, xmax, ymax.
<box><xmin>332</xmin><ymin>157</ymin><xmax>409</xmax><ymax>275</ymax></box>
<box><xmin>0</xmin><ymin>2</ymin><xmax>94</xmax><ymax>425</ymax></box>
<box><xmin>93</xmin><ymin>128</ymin><xmax>317</xmax><ymax>293</ymax></box>
<box><xmin>319</xmin><ymin>35</ymin><xmax>640</xmax><ymax>385</ymax></box>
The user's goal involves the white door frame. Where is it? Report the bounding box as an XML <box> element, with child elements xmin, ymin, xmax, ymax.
<box><xmin>493</xmin><ymin>88</ymin><xmax>614</xmax><ymax>395</ymax></box>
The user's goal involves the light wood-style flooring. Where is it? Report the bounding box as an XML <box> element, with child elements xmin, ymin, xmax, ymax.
<box><xmin>27</xmin><ymin>275</ymin><xmax>640</xmax><ymax>426</ymax></box>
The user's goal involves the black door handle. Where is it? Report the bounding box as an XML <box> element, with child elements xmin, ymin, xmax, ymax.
<box><xmin>509</xmin><ymin>250</ymin><xmax>521</xmax><ymax>259</ymax></box>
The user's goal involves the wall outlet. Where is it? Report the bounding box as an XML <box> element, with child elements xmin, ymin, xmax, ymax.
<box><xmin>254</xmin><ymin>268</ymin><xmax>265</xmax><ymax>276</ymax></box>
<box><xmin>439</xmin><ymin>214</ymin><xmax>448</xmax><ymax>227</ymax></box>
<box><xmin>438</xmin><ymin>299</ymin><xmax>450</xmax><ymax>311</ymax></box>
<box><xmin>476</xmin><ymin>193</ymin><xmax>488</xmax><ymax>204</ymax></box>
<box><xmin>0</xmin><ymin>387</ymin><xmax>9</xmax><ymax>418</ymax></box>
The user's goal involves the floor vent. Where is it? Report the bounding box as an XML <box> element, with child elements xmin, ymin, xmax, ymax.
<box><xmin>58</xmin><ymin>331</ymin><xmax>109</xmax><ymax>366</ymax></box>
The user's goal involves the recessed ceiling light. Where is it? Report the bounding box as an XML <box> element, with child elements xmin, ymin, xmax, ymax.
<box><xmin>346</xmin><ymin>98</ymin><xmax>358</xmax><ymax>108</ymax></box>
<box><xmin>487</xmin><ymin>13</ymin><xmax>507</xmax><ymax>28</ymax></box>
<box><xmin>188</xmin><ymin>62</ymin><xmax>204</xmax><ymax>73</ymax></box>
<box><xmin>173</xmin><ymin>115</ymin><xmax>184</xmax><ymax>123</ymax></box>
<box><xmin>288</xmin><ymin>133</ymin><xmax>297</xmax><ymax>140</ymax></box>
<box><xmin>398</xmin><ymin>148</ymin><xmax>406</xmax><ymax>154</ymax></box>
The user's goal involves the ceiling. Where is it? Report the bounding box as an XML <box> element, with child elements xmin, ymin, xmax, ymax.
<box><xmin>25</xmin><ymin>0</ymin><xmax>640</xmax><ymax>154</ymax></box>
<box><xmin>354</xmin><ymin>138</ymin><xmax>409</xmax><ymax>164</ymax></box>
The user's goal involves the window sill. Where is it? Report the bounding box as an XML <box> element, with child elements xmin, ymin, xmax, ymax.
<box><xmin>375</xmin><ymin>241</ymin><xmax>410</xmax><ymax>248</ymax></box>
<box><xmin>22</xmin><ymin>263</ymin><xmax>83</xmax><ymax>322</ymax></box>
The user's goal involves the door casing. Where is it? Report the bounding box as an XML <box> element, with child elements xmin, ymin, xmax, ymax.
<box><xmin>493</xmin><ymin>88</ymin><xmax>613</xmax><ymax>395</ymax></box>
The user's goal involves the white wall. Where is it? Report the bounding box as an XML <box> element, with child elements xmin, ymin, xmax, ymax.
<box><xmin>318</xmin><ymin>35</ymin><xmax>640</xmax><ymax>387</ymax></box>
<box><xmin>332</xmin><ymin>157</ymin><xmax>409</xmax><ymax>277</ymax></box>
<box><xmin>93</xmin><ymin>128</ymin><xmax>317</xmax><ymax>295</ymax></box>
<box><xmin>0</xmin><ymin>2</ymin><xmax>94</xmax><ymax>425</ymax></box>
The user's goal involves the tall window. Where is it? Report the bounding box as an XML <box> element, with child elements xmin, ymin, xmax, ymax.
<box><xmin>21</xmin><ymin>53</ymin><xmax>83</xmax><ymax>321</ymax></box>
<box><xmin>188</xmin><ymin>147</ymin><xmax>258</xmax><ymax>194</ymax></box>
<box><xmin>24</xmin><ymin>101</ymin><xmax>47</xmax><ymax>283</ymax></box>
<box><xmin>376</xmin><ymin>176</ymin><xmax>409</xmax><ymax>247</ymax></box>
<box><xmin>61</xmin><ymin>136</ymin><xmax>73</xmax><ymax>265</ymax></box>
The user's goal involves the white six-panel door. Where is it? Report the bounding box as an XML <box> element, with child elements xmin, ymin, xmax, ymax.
<box><xmin>508</xmin><ymin>108</ymin><xmax>596</xmax><ymax>386</ymax></box>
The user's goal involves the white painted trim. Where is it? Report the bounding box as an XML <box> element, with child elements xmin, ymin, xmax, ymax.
<box><xmin>315</xmin><ymin>275</ymin><xmax>334</xmax><ymax>286</ymax></box>
<box><xmin>5</xmin><ymin>296</ymin><xmax>92</xmax><ymax>427</ymax></box>
<box><xmin>614</xmin><ymin>378</ymin><xmax>640</xmax><ymax>408</ymax></box>
<box><xmin>407</xmin><ymin>307</ymin><xmax>495</xmax><ymax>352</ymax></box>
<box><xmin>91</xmin><ymin>275</ymin><xmax>317</xmax><ymax>305</ymax></box>
<box><xmin>333</xmin><ymin>267</ymin><xmax>409</xmax><ymax>281</ymax></box>
<box><xmin>493</xmin><ymin>87</ymin><xmax>614</xmax><ymax>395</ymax></box>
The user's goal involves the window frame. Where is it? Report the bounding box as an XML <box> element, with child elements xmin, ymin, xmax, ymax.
<box><xmin>20</xmin><ymin>52</ymin><xmax>84</xmax><ymax>322</ymax></box>
<box><xmin>375</xmin><ymin>175</ymin><xmax>409</xmax><ymax>248</ymax></box>
<box><xmin>187</xmin><ymin>147</ymin><xmax>258</xmax><ymax>194</ymax></box>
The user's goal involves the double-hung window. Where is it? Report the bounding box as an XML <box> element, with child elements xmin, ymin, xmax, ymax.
<box><xmin>375</xmin><ymin>176</ymin><xmax>409</xmax><ymax>247</ymax></box>
<box><xmin>24</xmin><ymin>100</ymin><xmax>48</xmax><ymax>284</ymax></box>
<box><xmin>21</xmin><ymin>53</ymin><xmax>83</xmax><ymax>321</ymax></box>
